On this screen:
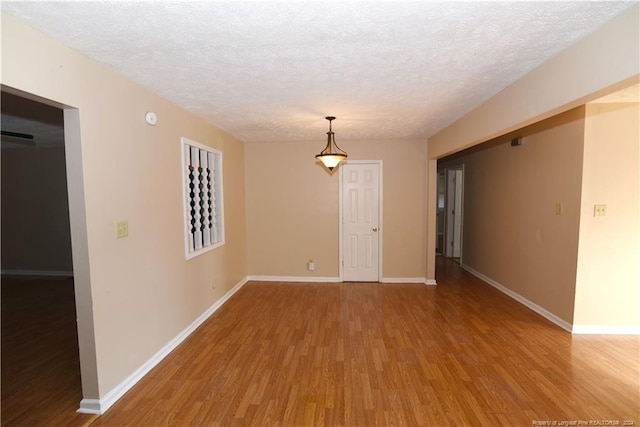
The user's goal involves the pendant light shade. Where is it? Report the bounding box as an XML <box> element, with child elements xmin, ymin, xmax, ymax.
<box><xmin>315</xmin><ymin>116</ymin><xmax>347</xmax><ymax>170</ymax></box>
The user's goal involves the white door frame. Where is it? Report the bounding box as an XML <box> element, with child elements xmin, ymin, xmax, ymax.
<box><xmin>339</xmin><ymin>160</ymin><xmax>383</xmax><ymax>282</ymax></box>
<box><xmin>2</xmin><ymin>86</ymin><xmax>99</xmax><ymax>410</ymax></box>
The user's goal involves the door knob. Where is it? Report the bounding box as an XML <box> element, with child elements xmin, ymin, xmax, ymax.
<box><xmin>372</xmin><ymin>227</ymin><xmax>378</xmax><ymax>232</ymax></box>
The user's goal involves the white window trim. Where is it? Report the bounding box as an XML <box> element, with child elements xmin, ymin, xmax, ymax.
<box><xmin>181</xmin><ymin>137</ymin><xmax>225</xmax><ymax>260</ymax></box>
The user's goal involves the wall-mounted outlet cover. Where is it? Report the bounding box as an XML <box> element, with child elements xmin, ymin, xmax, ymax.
<box><xmin>594</xmin><ymin>204</ymin><xmax>607</xmax><ymax>217</ymax></box>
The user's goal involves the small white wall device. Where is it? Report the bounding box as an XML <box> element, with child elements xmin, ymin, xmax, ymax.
<box><xmin>145</xmin><ymin>111</ymin><xmax>158</xmax><ymax>126</ymax></box>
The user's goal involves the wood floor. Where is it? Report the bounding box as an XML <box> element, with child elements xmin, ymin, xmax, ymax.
<box><xmin>3</xmin><ymin>259</ymin><xmax>639</xmax><ymax>426</ymax></box>
<box><xmin>1</xmin><ymin>276</ymin><xmax>96</xmax><ymax>427</ymax></box>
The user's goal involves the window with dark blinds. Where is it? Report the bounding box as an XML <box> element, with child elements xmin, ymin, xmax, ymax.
<box><xmin>181</xmin><ymin>137</ymin><xmax>224</xmax><ymax>259</ymax></box>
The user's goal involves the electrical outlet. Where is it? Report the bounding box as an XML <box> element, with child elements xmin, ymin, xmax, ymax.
<box><xmin>211</xmin><ymin>281</ymin><xmax>217</xmax><ymax>291</ymax></box>
<box><xmin>594</xmin><ymin>204</ymin><xmax>607</xmax><ymax>217</ymax></box>
<box><xmin>115</xmin><ymin>221</ymin><xmax>129</xmax><ymax>238</ymax></box>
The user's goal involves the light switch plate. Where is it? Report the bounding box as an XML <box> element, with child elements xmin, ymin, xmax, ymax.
<box><xmin>555</xmin><ymin>203</ymin><xmax>563</xmax><ymax>215</ymax></box>
<box><xmin>116</xmin><ymin>221</ymin><xmax>129</xmax><ymax>238</ymax></box>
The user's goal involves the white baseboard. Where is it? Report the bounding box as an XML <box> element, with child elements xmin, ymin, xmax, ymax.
<box><xmin>424</xmin><ymin>279</ymin><xmax>437</xmax><ymax>286</ymax></box>
<box><xmin>572</xmin><ymin>325</ymin><xmax>640</xmax><ymax>335</ymax></box>
<box><xmin>246</xmin><ymin>275</ymin><xmax>341</xmax><ymax>283</ymax></box>
<box><xmin>246</xmin><ymin>276</ymin><xmax>436</xmax><ymax>285</ymax></box>
<box><xmin>380</xmin><ymin>277</ymin><xmax>428</xmax><ymax>284</ymax></box>
<box><xmin>460</xmin><ymin>263</ymin><xmax>573</xmax><ymax>332</ymax></box>
<box><xmin>77</xmin><ymin>399</ymin><xmax>101</xmax><ymax>414</ymax></box>
<box><xmin>78</xmin><ymin>276</ymin><xmax>249</xmax><ymax>415</ymax></box>
<box><xmin>1</xmin><ymin>269</ymin><xmax>73</xmax><ymax>277</ymax></box>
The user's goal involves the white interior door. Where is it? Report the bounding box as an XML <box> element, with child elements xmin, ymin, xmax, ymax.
<box><xmin>452</xmin><ymin>169</ymin><xmax>463</xmax><ymax>258</ymax></box>
<box><xmin>341</xmin><ymin>162</ymin><xmax>381</xmax><ymax>282</ymax></box>
<box><xmin>445</xmin><ymin>167</ymin><xmax>464</xmax><ymax>259</ymax></box>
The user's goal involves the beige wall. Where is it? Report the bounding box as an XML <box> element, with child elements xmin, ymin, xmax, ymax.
<box><xmin>437</xmin><ymin>102</ymin><xmax>640</xmax><ymax>329</ymax></box>
<box><xmin>245</xmin><ymin>139</ymin><xmax>426</xmax><ymax>279</ymax></box>
<box><xmin>2</xmin><ymin>14</ymin><xmax>247</xmax><ymax>399</ymax></box>
<box><xmin>428</xmin><ymin>5</ymin><xmax>639</xmax><ymax>160</ymax></box>
<box><xmin>426</xmin><ymin>5</ymin><xmax>639</xmax><ymax>283</ymax></box>
<box><xmin>444</xmin><ymin>109</ymin><xmax>585</xmax><ymax>323</ymax></box>
<box><xmin>1</xmin><ymin>93</ymin><xmax>72</xmax><ymax>273</ymax></box>
<box><xmin>574</xmin><ymin>103</ymin><xmax>640</xmax><ymax>328</ymax></box>
<box><xmin>2</xmin><ymin>146</ymin><xmax>73</xmax><ymax>273</ymax></box>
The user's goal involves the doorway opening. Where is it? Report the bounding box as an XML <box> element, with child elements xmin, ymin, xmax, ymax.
<box><xmin>436</xmin><ymin>164</ymin><xmax>464</xmax><ymax>263</ymax></box>
<box><xmin>1</xmin><ymin>91</ymin><xmax>88</xmax><ymax>425</ymax></box>
<box><xmin>436</xmin><ymin>171</ymin><xmax>446</xmax><ymax>255</ymax></box>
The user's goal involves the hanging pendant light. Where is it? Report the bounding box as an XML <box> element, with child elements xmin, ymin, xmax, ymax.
<box><xmin>315</xmin><ymin>116</ymin><xmax>347</xmax><ymax>170</ymax></box>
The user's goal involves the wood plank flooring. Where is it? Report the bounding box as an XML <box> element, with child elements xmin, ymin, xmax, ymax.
<box><xmin>1</xmin><ymin>276</ymin><xmax>96</xmax><ymax>427</ymax></box>
<box><xmin>2</xmin><ymin>259</ymin><xmax>638</xmax><ymax>426</ymax></box>
<box><xmin>89</xmin><ymin>258</ymin><xmax>638</xmax><ymax>426</ymax></box>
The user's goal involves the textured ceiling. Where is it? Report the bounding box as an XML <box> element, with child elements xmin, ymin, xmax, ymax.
<box><xmin>1</xmin><ymin>1</ymin><xmax>635</xmax><ymax>143</ymax></box>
